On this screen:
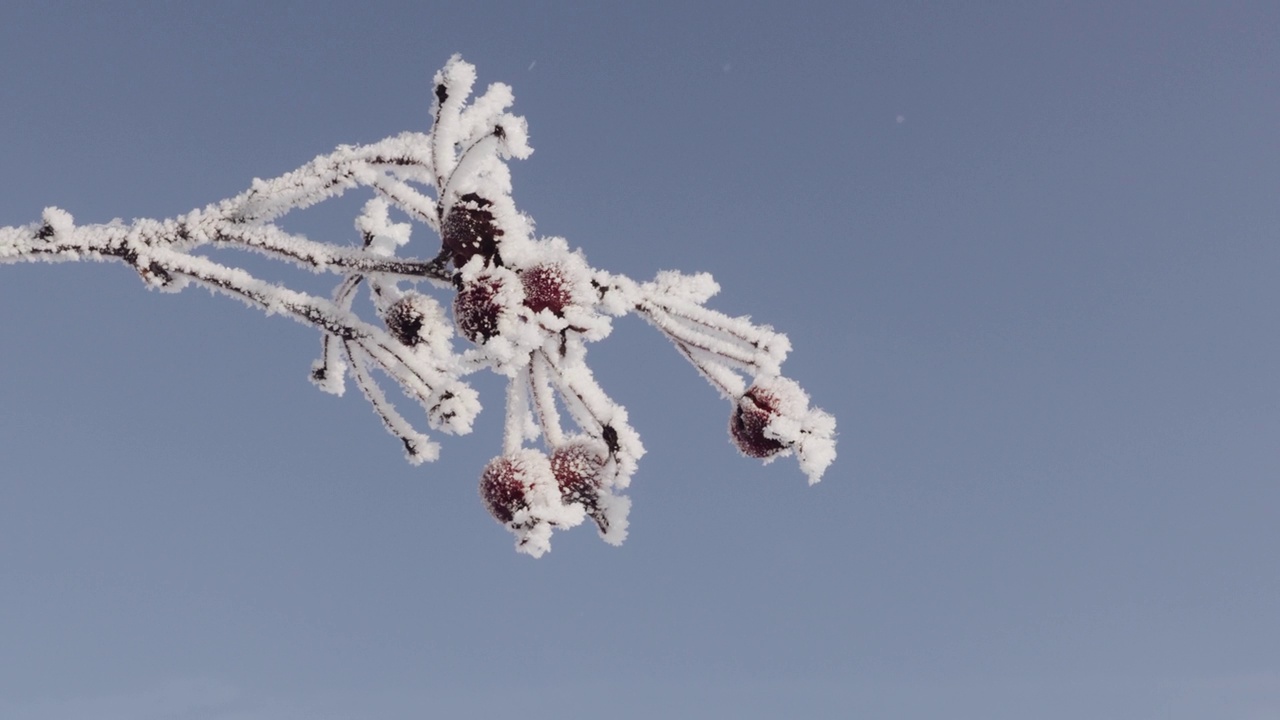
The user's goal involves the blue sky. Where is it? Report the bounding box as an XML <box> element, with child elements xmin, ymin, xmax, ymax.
<box><xmin>2</xmin><ymin>2</ymin><xmax>1278</xmax><ymax>718</ymax></box>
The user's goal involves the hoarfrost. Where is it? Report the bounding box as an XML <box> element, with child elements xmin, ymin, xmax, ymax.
<box><xmin>0</xmin><ymin>56</ymin><xmax>837</xmax><ymax>555</ymax></box>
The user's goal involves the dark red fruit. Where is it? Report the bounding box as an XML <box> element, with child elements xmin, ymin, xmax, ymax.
<box><xmin>730</xmin><ymin>385</ymin><xmax>787</xmax><ymax>459</ymax></box>
<box><xmin>551</xmin><ymin>442</ymin><xmax>604</xmax><ymax>505</ymax></box>
<box><xmin>453</xmin><ymin>275</ymin><xmax>506</xmax><ymax>342</ymax></box>
<box><xmin>441</xmin><ymin>193</ymin><xmax>503</xmax><ymax>268</ymax></box>
<box><xmin>551</xmin><ymin>441</ymin><xmax>608</xmax><ymax>531</ymax></box>
<box><xmin>520</xmin><ymin>263</ymin><xmax>572</xmax><ymax>316</ymax></box>
<box><xmin>479</xmin><ymin>455</ymin><xmax>531</xmax><ymax>525</ymax></box>
<box><xmin>384</xmin><ymin>294</ymin><xmax>427</xmax><ymax>346</ymax></box>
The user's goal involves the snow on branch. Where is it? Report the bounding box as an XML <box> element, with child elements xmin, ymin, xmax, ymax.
<box><xmin>0</xmin><ymin>55</ymin><xmax>836</xmax><ymax>556</ymax></box>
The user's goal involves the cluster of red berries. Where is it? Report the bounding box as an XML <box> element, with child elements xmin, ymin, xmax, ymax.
<box><xmin>451</xmin><ymin>261</ymin><xmax>576</xmax><ymax>342</ymax></box>
<box><xmin>372</xmin><ymin>58</ymin><xmax>834</xmax><ymax>553</ymax></box>
<box><xmin>7</xmin><ymin>56</ymin><xmax>835</xmax><ymax>559</ymax></box>
<box><xmin>372</xmin><ymin>182</ymin><xmax>831</xmax><ymax>554</ymax></box>
<box><xmin>442</xmin><ymin>194</ymin><xmax>577</xmax><ymax>344</ymax></box>
<box><xmin>437</xmin><ymin>192</ymin><xmax>614</xmax><ymax>539</ymax></box>
<box><xmin>479</xmin><ymin>439</ymin><xmax>610</xmax><ymax>534</ymax></box>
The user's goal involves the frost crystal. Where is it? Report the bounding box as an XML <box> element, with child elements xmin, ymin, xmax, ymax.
<box><xmin>0</xmin><ymin>55</ymin><xmax>836</xmax><ymax>555</ymax></box>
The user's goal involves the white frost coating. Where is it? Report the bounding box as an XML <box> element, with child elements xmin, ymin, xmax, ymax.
<box><xmin>0</xmin><ymin>56</ymin><xmax>837</xmax><ymax>556</ymax></box>
<box><xmin>650</xmin><ymin>269</ymin><xmax>719</xmax><ymax>303</ymax></box>
<box><xmin>42</xmin><ymin>207</ymin><xmax>76</xmax><ymax>238</ymax></box>
<box><xmin>348</xmin><ymin>342</ymin><xmax>441</xmax><ymax>465</ymax></box>
<box><xmin>746</xmin><ymin>375</ymin><xmax>838</xmax><ymax>485</ymax></box>
<box><xmin>496</xmin><ymin>448</ymin><xmax>586</xmax><ymax>557</ymax></box>
<box><xmin>502</xmin><ymin>368</ymin><xmax>540</xmax><ymax>454</ymax></box>
<box><xmin>310</xmin><ymin>353</ymin><xmax>348</xmax><ymax>396</ymax></box>
<box><xmin>595</xmin><ymin>492</ymin><xmax>631</xmax><ymax>546</ymax></box>
<box><xmin>357</xmin><ymin>198</ymin><xmax>411</xmax><ymax>257</ymax></box>
<box><xmin>796</xmin><ymin>407</ymin><xmax>838</xmax><ymax>485</ymax></box>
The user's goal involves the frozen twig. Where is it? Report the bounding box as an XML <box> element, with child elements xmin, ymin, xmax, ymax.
<box><xmin>0</xmin><ymin>55</ymin><xmax>835</xmax><ymax>556</ymax></box>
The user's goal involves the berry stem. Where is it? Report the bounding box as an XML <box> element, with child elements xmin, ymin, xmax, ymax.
<box><xmin>638</xmin><ymin>302</ymin><xmax>762</xmax><ymax>369</ymax></box>
<box><xmin>368</xmin><ymin>176</ymin><xmax>443</xmax><ymax>234</ymax></box>
<box><xmin>529</xmin><ymin>351</ymin><xmax>566</xmax><ymax>448</ymax></box>
<box><xmin>343</xmin><ymin>339</ymin><xmax>439</xmax><ymax>463</ymax></box>
<box><xmin>502</xmin><ymin>366</ymin><xmax>536</xmax><ymax>455</ymax></box>
<box><xmin>537</xmin><ymin>346</ymin><xmax>644</xmax><ymax>485</ymax></box>
<box><xmin>210</xmin><ymin>224</ymin><xmax>448</xmax><ymax>281</ymax></box>
<box><xmin>311</xmin><ymin>274</ymin><xmax>365</xmax><ymax>393</ymax></box>
<box><xmin>671</xmin><ymin>340</ymin><xmax>747</xmax><ymax>400</ymax></box>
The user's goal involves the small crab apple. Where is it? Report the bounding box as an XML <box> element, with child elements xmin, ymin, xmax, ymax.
<box><xmin>453</xmin><ymin>272</ymin><xmax>511</xmax><ymax>343</ymax></box>
<box><xmin>383</xmin><ymin>292</ymin><xmax>441</xmax><ymax>347</ymax></box>
<box><xmin>550</xmin><ymin>438</ymin><xmax>608</xmax><ymax>530</ymax></box>
<box><xmin>479</xmin><ymin>454</ymin><xmax>533</xmax><ymax>525</ymax></box>
<box><xmin>520</xmin><ymin>262</ymin><xmax>573</xmax><ymax>316</ymax></box>
<box><xmin>730</xmin><ymin>383</ymin><xmax>789</xmax><ymax>459</ymax></box>
<box><xmin>441</xmin><ymin>193</ymin><xmax>502</xmax><ymax>268</ymax></box>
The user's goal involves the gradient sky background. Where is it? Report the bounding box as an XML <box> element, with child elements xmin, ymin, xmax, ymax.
<box><xmin>2</xmin><ymin>2</ymin><xmax>1279</xmax><ymax>718</ymax></box>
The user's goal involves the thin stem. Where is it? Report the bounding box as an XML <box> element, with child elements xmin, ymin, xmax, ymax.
<box><xmin>344</xmin><ymin>340</ymin><xmax>438</xmax><ymax>463</ymax></box>
<box><xmin>502</xmin><ymin>366</ymin><xmax>534</xmax><ymax>455</ymax></box>
<box><xmin>672</xmin><ymin>341</ymin><xmax>745</xmax><ymax>400</ymax></box>
<box><xmin>212</xmin><ymin>224</ymin><xmax>451</xmax><ymax>281</ymax></box>
<box><xmin>637</xmin><ymin>301</ymin><xmax>760</xmax><ymax>369</ymax></box>
<box><xmin>529</xmin><ymin>352</ymin><xmax>565</xmax><ymax>447</ymax></box>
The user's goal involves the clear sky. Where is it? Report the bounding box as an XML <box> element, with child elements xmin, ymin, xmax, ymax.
<box><xmin>2</xmin><ymin>2</ymin><xmax>1278</xmax><ymax>718</ymax></box>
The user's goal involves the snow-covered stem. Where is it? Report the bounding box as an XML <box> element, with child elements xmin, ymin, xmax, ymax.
<box><xmin>528</xmin><ymin>351</ymin><xmax>566</xmax><ymax>448</ymax></box>
<box><xmin>672</xmin><ymin>341</ymin><xmax>747</xmax><ymax>401</ymax></box>
<box><xmin>344</xmin><ymin>340</ymin><xmax>439</xmax><ymax>464</ymax></box>
<box><xmin>502</xmin><ymin>365</ymin><xmax>538</xmax><ymax>455</ymax></box>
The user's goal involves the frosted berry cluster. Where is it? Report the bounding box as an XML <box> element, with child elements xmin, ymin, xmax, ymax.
<box><xmin>0</xmin><ymin>56</ymin><xmax>836</xmax><ymax>556</ymax></box>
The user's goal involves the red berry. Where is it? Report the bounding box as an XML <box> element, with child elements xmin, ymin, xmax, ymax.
<box><xmin>479</xmin><ymin>455</ymin><xmax>531</xmax><ymax>525</ymax></box>
<box><xmin>453</xmin><ymin>274</ymin><xmax>507</xmax><ymax>342</ymax></box>
<box><xmin>730</xmin><ymin>385</ymin><xmax>788</xmax><ymax>459</ymax></box>
<box><xmin>441</xmin><ymin>193</ymin><xmax>502</xmax><ymax>268</ymax></box>
<box><xmin>551</xmin><ymin>441</ymin><xmax>604</xmax><ymax>504</ymax></box>
<box><xmin>551</xmin><ymin>440</ymin><xmax>608</xmax><ymax>531</ymax></box>
<box><xmin>383</xmin><ymin>294</ymin><xmax>428</xmax><ymax>346</ymax></box>
<box><xmin>520</xmin><ymin>263</ymin><xmax>573</xmax><ymax>316</ymax></box>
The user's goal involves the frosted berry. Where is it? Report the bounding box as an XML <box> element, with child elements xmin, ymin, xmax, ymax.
<box><xmin>441</xmin><ymin>193</ymin><xmax>502</xmax><ymax>267</ymax></box>
<box><xmin>520</xmin><ymin>263</ymin><xmax>573</xmax><ymax>316</ymax></box>
<box><xmin>479</xmin><ymin>455</ymin><xmax>531</xmax><ymax>525</ymax></box>
<box><xmin>730</xmin><ymin>385</ymin><xmax>787</xmax><ymax>459</ymax></box>
<box><xmin>383</xmin><ymin>294</ymin><xmax>428</xmax><ymax>347</ymax></box>
<box><xmin>551</xmin><ymin>440</ymin><xmax>604</xmax><ymax>506</ymax></box>
<box><xmin>551</xmin><ymin>439</ymin><xmax>608</xmax><ymax>530</ymax></box>
<box><xmin>453</xmin><ymin>274</ymin><xmax>507</xmax><ymax>343</ymax></box>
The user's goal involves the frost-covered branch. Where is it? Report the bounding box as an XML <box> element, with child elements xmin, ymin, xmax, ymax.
<box><xmin>0</xmin><ymin>55</ymin><xmax>836</xmax><ymax>556</ymax></box>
